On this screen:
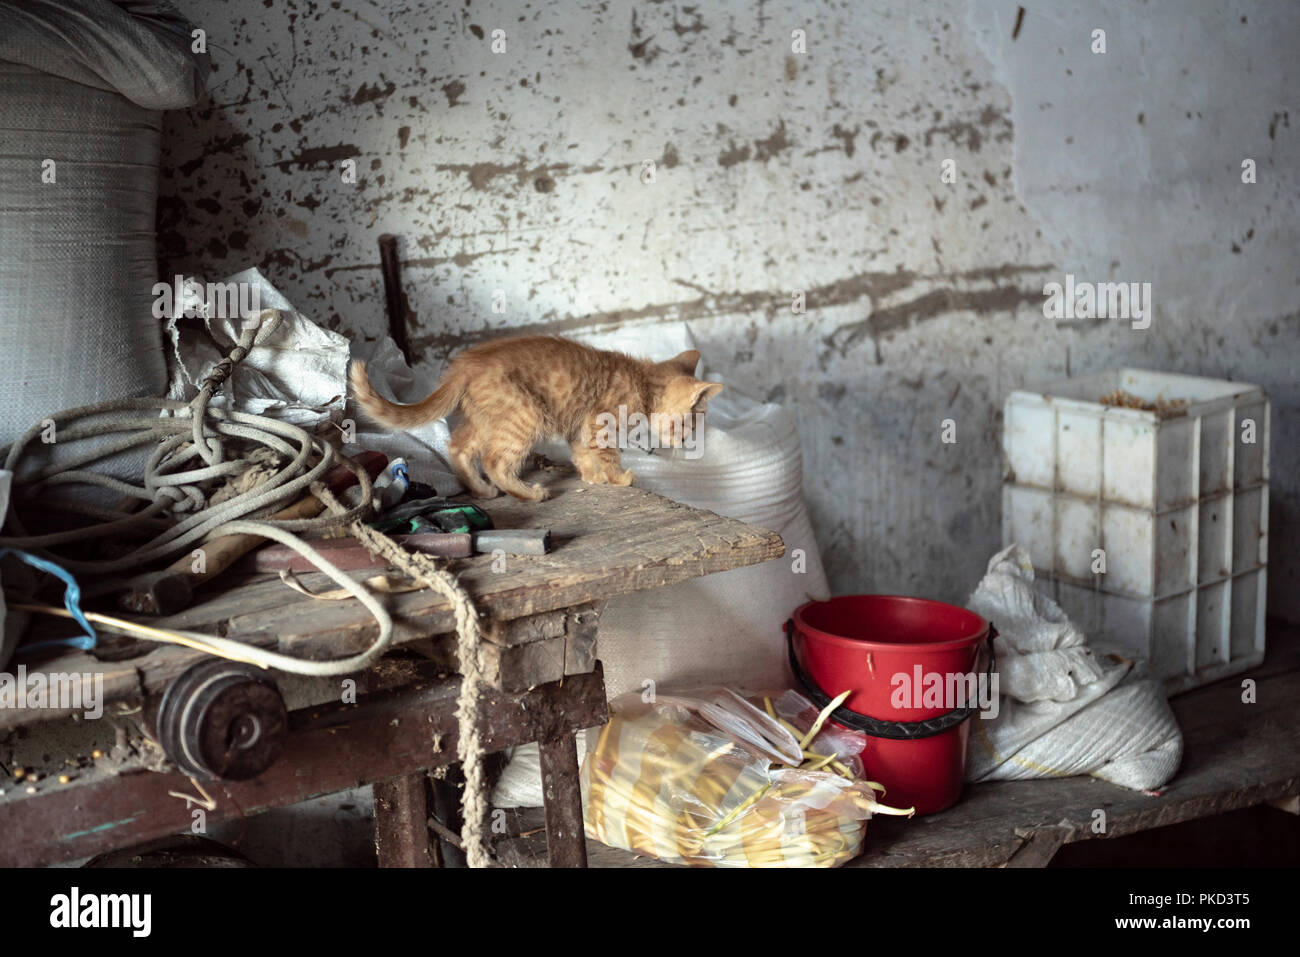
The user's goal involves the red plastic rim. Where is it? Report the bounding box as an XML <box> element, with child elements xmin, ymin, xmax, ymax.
<box><xmin>792</xmin><ymin>595</ymin><xmax>990</xmax><ymax>654</ymax></box>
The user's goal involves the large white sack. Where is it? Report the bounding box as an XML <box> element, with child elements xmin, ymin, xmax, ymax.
<box><xmin>567</xmin><ymin>322</ymin><xmax>830</xmax><ymax>696</ymax></box>
<box><xmin>0</xmin><ymin>0</ymin><xmax>207</xmax><ymax>447</ymax></box>
<box><xmin>594</xmin><ymin>391</ymin><xmax>830</xmax><ymax>698</ymax></box>
<box><xmin>493</xmin><ymin>322</ymin><xmax>830</xmax><ymax>807</ymax></box>
<box><xmin>964</xmin><ymin>545</ymin><xmax>1182</xmax><ymax>791</ymax></box>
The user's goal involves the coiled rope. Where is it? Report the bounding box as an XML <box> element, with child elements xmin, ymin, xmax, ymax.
<box><xmin>0</xmin><ymin>309</ymin><xmax>491</xmax><ymax>864</ymax></box>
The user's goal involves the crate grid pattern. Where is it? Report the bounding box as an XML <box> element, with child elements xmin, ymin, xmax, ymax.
<box><xmin>1002</xmin><ymin>370</ymin><xmax>1269</xmax><ymax>695</ymax></box>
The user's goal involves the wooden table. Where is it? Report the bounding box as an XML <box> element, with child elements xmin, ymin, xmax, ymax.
<box><xmin>0</xmin><ymin>469</ymin><xmax>785</xmax><ymax>867</ymax></box>
<box><xmin>495</xmin><ymin>623</ymin><xmax>1300</xmax><ymax>867</ymax></box>
<box><xmin>851</xmin><ymin>628</ymin><xmax>1300</xmax><ymax>867</ymax></box>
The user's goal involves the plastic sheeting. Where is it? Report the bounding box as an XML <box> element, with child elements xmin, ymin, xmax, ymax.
<box><xmin>343</xmin><ymin>335</ymin><xmax>463</xmax><ymax>496</ymax></box>
<box><xmin>578</xmin><ymin>325</ymin><xmax>831</xmax><ymax>701</ymax></box>
<box><xmin>166</xmin><ymin>268</ymin><xmax>350</xmax><ymax>428</ymax></box>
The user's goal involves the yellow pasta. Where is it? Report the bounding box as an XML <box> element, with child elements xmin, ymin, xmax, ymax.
<box><xmin>581</xmin><ymin>695</ymin><xmax>915</xmax><ymax>867</ymax></box>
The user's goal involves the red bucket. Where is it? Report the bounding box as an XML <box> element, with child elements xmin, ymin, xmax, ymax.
<box><xmin>787</xmin><ymin>595</ymin><xmax>995</xmax><ymax>816</ymax></box>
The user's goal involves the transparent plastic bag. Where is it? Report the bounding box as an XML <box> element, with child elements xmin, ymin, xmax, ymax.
<box><xmin>581</xmin><ymin>688</ymin><xmax>909</xmax><ymax>867</ymax></box>
<box><xmin>770</xmin><ymin>688</ymin><xmax>869</xmax><ymax>778</ymax></box>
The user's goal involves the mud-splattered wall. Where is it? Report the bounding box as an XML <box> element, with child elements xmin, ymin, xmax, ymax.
<box><xmin>159</xmin><ymin>0</ymin><xmax>1300</xmax><ymax>621</ymax></box>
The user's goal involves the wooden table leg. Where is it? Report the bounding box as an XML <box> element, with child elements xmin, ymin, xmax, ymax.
<box><xmin>429</xmin><ymin>765</ymin><xmax>467</xmax><ymax>868</ymax></box>
<box><xmin>374</xmin><ymin>772</ymin><xmax>436</xmax><ymax>868</ymax></box>
<box><xmin>538</xmin><ymin>734</ymin><xmax>587</xmax><ymax>868</ymax></box>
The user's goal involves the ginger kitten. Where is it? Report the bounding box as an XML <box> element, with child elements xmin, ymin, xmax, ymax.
<box><xmin>350</xmin><ymin>335</ymin><xmax>724</xmax><ymax>501</ymax></box>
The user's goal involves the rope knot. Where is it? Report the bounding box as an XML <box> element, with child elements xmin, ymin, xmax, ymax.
<box><xmin>155</xmin><ymin>484</ymin><xmax>205</xmax><ymax>513</ymax></box>
<box><xmin>201</xmin><ymin>357</ymin><xmax>236</xmax><ymax>392</ymax></box>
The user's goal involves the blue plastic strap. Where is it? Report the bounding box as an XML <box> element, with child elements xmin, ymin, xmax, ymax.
<box><xmin>0</xmin><ymin>548</ymin><xmax>97</xmax><ymax>653</ymax></box>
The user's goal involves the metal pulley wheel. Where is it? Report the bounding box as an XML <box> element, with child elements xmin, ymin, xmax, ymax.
<box><xmin>156</xmin><ymin>659</ymin><xmax>289</xmax><ymax>781</ymax></box>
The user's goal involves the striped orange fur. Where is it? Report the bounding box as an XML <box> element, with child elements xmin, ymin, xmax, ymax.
<box><xmin>350</xmin><ymin>335</ymin><xmax>723</xmax><ymax>501</ymax></box>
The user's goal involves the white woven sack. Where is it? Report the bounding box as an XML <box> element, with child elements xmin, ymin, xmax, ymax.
<box><xmin>493</xmin><ymin>323</ymin><xmax>830</xmax><ymax>807</ymax></box>
<box><xmin>0</xmin><ymin>1</ymin><xmax>207</xmax><ymax>447</ymax></box>
<box><xmin>595</xmin><ymin>392</ymin><xmax>830</xmax><ymax>698</ymax></box>
<box><xmin>965</xmin><ymin>545</ymin><xmax>1183</xmax><ymax>791</ymax></box>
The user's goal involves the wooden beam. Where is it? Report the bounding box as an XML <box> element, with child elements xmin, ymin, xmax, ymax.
<box><xmin>538</xmin><ymin>735</ymin><xmax>587</xmax><ymax>868</ymax></box>
<box><xmin>416</xmin><ymin>603</ymin><xmax>600</xmax><ymax>692</ymax></box>
<box><xmin>374</xmin><ymin>772</ymin><xmax>435</xmax><ymax>868</ymax></box>
<box><xmin>0</xmin><ymin>664</ymin><xmax>608</xmax><ymax>867</ymax></box>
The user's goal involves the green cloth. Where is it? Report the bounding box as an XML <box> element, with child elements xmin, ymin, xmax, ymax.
<box><xmin>368</xmin><ymin>498</ymin><xmax>493</xmax><ymax>535</ymax></box>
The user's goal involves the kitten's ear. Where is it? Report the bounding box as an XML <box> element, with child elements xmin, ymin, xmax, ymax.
<box><xmin>663</xmin><ymin>349</ymin><xmax>701</xmax><ymax>375</ymax></box>
<box><xmin>690</xmin><ymin>381</ymin><xmax>725</xmax><ymax>410</ymax></box>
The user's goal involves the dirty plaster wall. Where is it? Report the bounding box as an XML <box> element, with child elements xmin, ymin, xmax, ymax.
<box><xmin>159</xmin><ymin>0</ymin><xmax>1300</xmax><ymax>622</ymax></box>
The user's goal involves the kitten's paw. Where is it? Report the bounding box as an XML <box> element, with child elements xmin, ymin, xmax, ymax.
<box><xmin>516</xmin><ymin>483</ymin><xmax>549</xmax><ymax>502</ymax></box>
<box><xmin>610</xmin><ymin>469</ymin><xmax>635</xmax><ymax>487</ymax></box>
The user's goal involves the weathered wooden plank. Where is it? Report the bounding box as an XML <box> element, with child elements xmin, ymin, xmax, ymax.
<box><xmin>373</xmin><ymin>772</ymin><xmax>435</xmax><ymax>868</ymax></box>
<box><xmin>0</xmin><ymin>664</ymin><xmax>608</xmax><ymax>867</ymax></box>
<box><xmin>1004</xmin><ymin>824</ymin><xmax>1074</xmax><ymax>868</ymax></box>
<box><xmin>538</xmin><ymin>734</ymin><xmax>587</xmax><ymax>868</ymax></box>
<box><xmin>8</xmin><ymin>471</ymin><xmax>781</xmax><ymax>723</ymax></box>
<box><xmin>222</xmin><ymin>471</ymin><xmax>782</xmax><ymax>656</ymax></box>
<box><xmin>506</xmin><ymin>635</ymin><xmax>1300</xmax><ymax>869</ymax></box>
<box><xmin>847</xmin><ymin>637</ymin><xmax>1300</xmax><ymax>867</ymax></box>
<box><xmin>397</xmin><ymin>603</ymin><xmax>599</xmax><ymax>692</ymax></box>
<box><xmin>563</xmin><ymin>604</ymin><xmax>600</xmax><ymax>676</ymax></box>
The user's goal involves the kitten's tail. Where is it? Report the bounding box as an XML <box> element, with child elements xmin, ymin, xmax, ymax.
<box><xmin>349</xmin><ymin>361</ymin><xmax>467</xmax><ymax>429</ymax></box>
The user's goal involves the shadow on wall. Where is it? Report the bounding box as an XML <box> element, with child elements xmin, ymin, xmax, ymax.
<box><xmin>157</xmin><ymin>107</ymin><xmax>273</xmax><ymax>287</ymax></box>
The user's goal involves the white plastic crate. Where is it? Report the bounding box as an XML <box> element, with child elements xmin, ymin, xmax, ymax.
<box><xmin>1002</xmin><ymin>369</ymin><xmax>1269</xmax><ymax>695</ymax></box>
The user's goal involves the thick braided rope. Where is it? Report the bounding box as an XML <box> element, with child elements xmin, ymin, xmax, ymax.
<box><xmin>315</xmin><ymin>487</ymin><xmax>492</xmax><ymax>868</ymax></box>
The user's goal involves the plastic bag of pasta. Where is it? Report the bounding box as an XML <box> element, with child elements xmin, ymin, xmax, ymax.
<box><xmin>581</xmin><ymin>688</ymin><xmax>912</xmax><ymax>867</ymax></box>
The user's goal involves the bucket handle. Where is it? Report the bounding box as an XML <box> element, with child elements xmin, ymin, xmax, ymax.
<box><xmin>784</xmin><ymin>619</ymin><xmax>998</xmax><ymax>741</ymax></box>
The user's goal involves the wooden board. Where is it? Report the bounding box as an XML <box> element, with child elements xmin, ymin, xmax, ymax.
<box><xmin>6</xmin><ymin>470</ymin><xmax>783</xmax><ymax>727</ymax></box>
<box><xmin>0</xmin><ymin>664</ymin><xmax>609</xmax><ymax>867</ymax></box>
<box><xmin>498</xmin><ymin>629</ymin><xmax>1300</xmax><ymax>868</ymax></box>
<box><xmin>408</xmin><ymin>602</ymin><xmax>599</xmax><ymax>693</ymax></box>
<box><xmin>848</xmin><ymin>631</ymin><xmax>1300</xmax><ymax>867</ymax></box>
